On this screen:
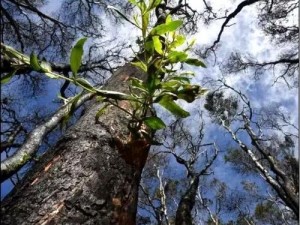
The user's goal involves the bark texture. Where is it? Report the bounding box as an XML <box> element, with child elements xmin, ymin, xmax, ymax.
<box><xmin>1</xmin><ymin>64</ymin><xmax>150</xmax><ymax>225</ymax></box>
<box><xmin>175</xmin><ymin>176</ymin><xmax>199</xmax><ymax>225</ymax></box>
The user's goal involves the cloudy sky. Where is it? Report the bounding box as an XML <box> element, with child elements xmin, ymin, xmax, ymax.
<box><xmin>1</xmin><ymin>3</ymin><xmax>298</xmax><ymax>220</ymax></box>
<box><xmin>101</xmin><ymin>2</ymin><xmax>298</xmax><ymax>221</ymax></box>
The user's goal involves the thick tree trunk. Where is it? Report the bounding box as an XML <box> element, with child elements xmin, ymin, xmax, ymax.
<box><xmin>1</xmin><ymin>64</ymin><xmax>150</xmax><ymax>225</ymax></box>
<box><xmin>175</xmin><ymin>176</ymin><xmax>199</xmax><ymax>225</ymax></box>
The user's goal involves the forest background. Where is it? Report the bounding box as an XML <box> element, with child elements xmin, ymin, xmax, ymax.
<box><xmin>1</xmin><ymin>0</ymin><xmax>298</xmax><ymax>224</ymax></box>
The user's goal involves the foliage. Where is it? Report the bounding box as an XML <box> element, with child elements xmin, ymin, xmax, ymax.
<box><xmin>204</xmin><ymin>91</ymin><xmax>238</xmax><ymax>126</ymax></box>
<box><xmin>1</xmin><ymin>0</ymin><xmax>298</xmax><ymax>224</ymax></box>
<box><xmin>2</xmin><ymin>0</ymin><xmax>207</xmax><ymax>136</ymax></box>
<box><xmin>107</xmin><ymin>0</ymin><xmax>207</xmax><ymax>131</ymax></box>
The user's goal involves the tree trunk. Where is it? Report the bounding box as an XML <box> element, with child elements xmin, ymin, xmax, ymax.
<box><xmin>175</xmin><ymin>176</ymin><xmax>199</xmax><ymax>225</ymax></box>
<box><xmin>1</xmin><ymin>64</ymin><xmax>150</xmax><ymax>225</ymax></box>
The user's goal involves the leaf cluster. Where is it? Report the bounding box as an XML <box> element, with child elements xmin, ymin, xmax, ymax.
<box><xmin>2</xmin><ymin>0</ymin><xmax>207</xmax><ymax>135</ymax></box>
<box><xmin>110</xmin><ymin>0</ymin><xmax>207</xmax><ymax>130</ymax></box>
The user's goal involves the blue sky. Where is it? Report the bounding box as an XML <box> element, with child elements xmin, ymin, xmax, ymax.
<box><xmin>1</xmin><ymin>0</ymin><xmax>298</xmax><ymax>222</ymax></box>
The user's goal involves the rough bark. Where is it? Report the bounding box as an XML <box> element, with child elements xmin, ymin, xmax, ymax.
<box><xmin>1</xmin><ymin>64</ymin><xmax>150</xmax><ymax>225</ymax></box>
<box><xmin>175</xmin><ymin>176</ymin><xmax>200</xmax><ymax>225</ymax></box>
<box><xmin>1</xmin><ymin>92</ymin><xmax>95</xmax><ymax>182</ymax></box>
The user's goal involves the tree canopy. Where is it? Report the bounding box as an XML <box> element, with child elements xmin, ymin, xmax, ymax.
<box><xmin>1</xmin><ymin>0</ymin><xmax>298</xmax><ymax>224</ymax></box>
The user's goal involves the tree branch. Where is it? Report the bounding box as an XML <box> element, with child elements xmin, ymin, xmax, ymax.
<box><xmin>0</xmin><ymin>125</ymin><xmax>23</xmax><ymax>153</ymax></box>
<box><xmin>0</xmin><ymin>92</ymin><xmax>94</xmax><ymax>182</ymax></box>
<box><xmin>221</xmin><ymin>118</ymin><xmax>299</xmax><ymax>217</ymax></box>
<box><xmin>204</xmin><ymin>0</ymin><xmax>261</xmax><ymax>57</ymax></box>
<box><xmin>0</xmin><ymin>4</ymin><xmax>25</xmax><ymax>51</ymax></box>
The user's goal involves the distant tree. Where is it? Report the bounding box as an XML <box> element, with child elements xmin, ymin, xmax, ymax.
<box><xmin>0</xmin><ymin>0</ymin><xmax>298</xmax><ymax>224</ymax></box>
<box><xmin>198</xmin><ymin>0</ymin><xmax>298</xmax><ymax>223</ymax></box>
<box><xmin>1</xmin><ymin>0</ymin><xmax>205</xmax><ymax>224</ymax></box>
<box><xmin>204</xmin><ymin>80</ymin><xmax>298</xmax><ymax>221</ymax></box>
<box><xmin>138</xmin><ymin>113</ymin><xmax>219</xmax><ymax>225</ymax></box>
<box><xmin>196</xmin><ymin>0</ymin><xmax>298</xmax><ymax>87</ymax></box>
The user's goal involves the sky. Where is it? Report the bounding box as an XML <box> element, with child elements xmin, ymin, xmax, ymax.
<box><xmin>101</xmin><ymin>1</ymin><xmax>298</xmax><ymax>221</ymax></box>
<box><xmin>1</xmin><ymin>0</ymin><xmax>298</xmax><ymax>221</ymax></box>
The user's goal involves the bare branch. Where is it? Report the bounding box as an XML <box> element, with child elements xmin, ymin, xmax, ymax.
<box><xmin>219</xmin><ymin>109</ymin><xmax>298</xmax><ymax>217</ymax></box>
<box><xmin>203</xmin><ymin>0</ymin><xmax>261</xmax><ymax>57</ymax></box>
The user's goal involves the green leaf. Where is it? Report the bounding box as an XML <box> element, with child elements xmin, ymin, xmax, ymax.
<box><xmin>128</xmin><ymin>0</ymin><xmax>138</xmax><ymax>6</ymax></box>
<box><xmin>159</xmin><ymin>96</ymin><xmax>190</xmax><ymax>118</ymax></box>
<box><xmin>177</xmin><ymin>93</ymin><xmax>195</xmax><ymax>103</ymax></box>
<box><xmin>151</xmin><ymin>20</ymin><xmax>183</xmax><ymax>35</ymax></box>
<box><xmin>131</xmin><ymin>61</ymin><xmax>147</xmax><ymax>72</ymax></box>
<box><xmin>70</xmin><ymin>37</ymin><xmax>87</xmax><ymax>77</ymax></box>
<box><xmin>30</xmin><ymin>53</ymin><xmax>43</xmax><ymax>71</ymax></box>
<box><xmin>144</xmin><ymin>116</ymin><xmax>166</xmax><ymax>130</ymax></box>
<box><xmin>61</xmin><ymin>93</ymin><xmax>82</xmax><ymax>129</ymax></box>
<box><xmin>171</xmin><ymin>35</ymin><xmax>185</xmax><ymax>48</ymax></box>
<box><xmin>168</xmin><ymin>76</ymin><xmax>190</xmax><ymax>84</ymax></box>
<box><xmin>1</xmin><ymin>70</ymin><xmax>17</xmax><ymax>85</ymax></box>
<box><xmin>133</xmin><ymin>14</ymin><xmax>140</xmax><ymax>28</ymax></box>
<box><xmin>75</xmin><ymin>78</ymin><xmax>95</xmax><ymax>92</ymax></box>
<box><xmin>163</xmin><ymin>80</ymin><xmax>182</xmax><ymax>86</ymax></box>
<box><xmin>161</xmin><ymin>80</ymin><xmax>181</xmax><ymax>91</ymax></box>
<box><xmin>177</xmin><ymin>85</ymin><xmax>207</xmax><ymax>103</ymax></box>
<box><xmin>147</xmin><ymin>0</ymin><xmax>162</xmax><ymax>11</ymax></box>
<box><xmin>95</xmin><ymin>104</ymin><xmax>110</xmax><ymax>122</ymax></box>
<box><xmin>30</xmin><ymin>53</ymin><xmax>53</xmax><ymax>73</ymax></box>
<box><xmin>188</xmin><ymin>38</ymin><xmax>197</xmax><ymax>48</ymax></box>
<box><xmin>142</xmin><ymin>12</ymin><xmax>150</xmax><ymax>37</ymax></box>
<box><xmin>70</xmin><ymin>93</ymin><xmax>83</xmax><ymax>116</ymax></box>
<box><xmin>185</xmin><ymin>58</ymin><xmax>206</xmax><ymax>67</ymax></box>
<box><xmin>154</xmin><ymin>92</ymin><xmax>177</xmax><ymax>103</ymax></box>
<box><xmin>152</xmin><ymin>36</ymin><xmax>163</xmax><ymax>55</ymax></box>
<box><xmin>168</xmin><ymin>51</ymin><xmax>188</xmax><ymax>63</ymax></box>
<box><xmin>145</xmin><ymin>40</ymin><xmax>154</xmax><ymax>54</ymax></box>
<box><xmin>108</xmin><ymin>6</ymin><xmax>139</xmax><ymax>28</ymax></box>
<box><xmin>147</xmin><ymin>58</ymin><xmax>164</xmax><ymax>76</ymax></box>
<box><xmin>137</xmin><ymin>1</ymin><xmax>147</xmax><ymax>13</ymax></box>
<box><xmin>130</xmin><ymin>77</ymin><xmax>148</xmax><ymax>93</ymax></box>
<box><xmin>165</xmin><ymin>15</ymin><xmax>172</xmax><ymax>24</ymax></box>
<box><xmin>179</xmin><ymin>71</ymin><xmax>195</xmax><ymax>77</ymax></box>
<box><xmin>146</xmin><ymin>74</ymin><xmax>161</xmax><ymax>93</ymax></box>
